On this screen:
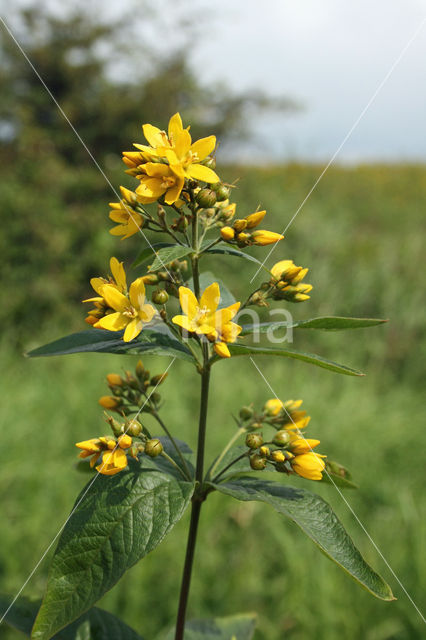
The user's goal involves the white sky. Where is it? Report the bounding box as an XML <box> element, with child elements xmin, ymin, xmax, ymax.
<box><xmin>188</xmin><ymin>0</ymin><xmax>426</xmax><ymax>162</ymax></box>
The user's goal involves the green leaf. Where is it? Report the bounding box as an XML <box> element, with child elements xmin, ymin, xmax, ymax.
<box><xmin>161</xmin><ymin>613</ymin><xmax>257</xmax><ymax>640</ymax></box>
<box><xmin>133</xmin><ymin>242</ymin><xmax>174</xmax><ymax>268</ymax></box>
<box><xmin>203</xmin><ymin>244</ymin><xmax>271</xmax><ymax>272</ymax></box>
<box><xmin>31</xmin><ymin>463</ymin><xmax>194</xmax><ymax>640</ymax></box>
<box><xmin>213</xmin><ymin>344</ymin><xmax>364</xmax><ymax>376</ymax></box>
<box><xmin>241</xmin><ymin>316</ymin><xmax>388</xmax><ymax>335</ymax></box>
<box><xmin>210</xmin><ymin>477</ymin><xmax>394</xmax><ymax>601</ymax></box>
<box><xmin>152</xmin><ymin>437</ymin><xmax>195</xmax><ymax>481</ymax></box>
<box><xmin>0</xmin><ymin>595</ymin><xmax>144</xmax><ymax>639</ymax></box>
<box><xmin>27</xmin><ymin>325</ymin><xmax>193</xmax><ymax>362</ymax></box>
<box><xmin>148</xmin><ymin>245</ymin><xmax>193</xmax><ymax>272</ymax></box>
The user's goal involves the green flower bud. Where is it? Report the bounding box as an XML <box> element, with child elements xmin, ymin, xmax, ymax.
<box><xmin>211</xmin><ymin>183</ymin><xmax>230</xmax><ymax>201</ymax></box>
<box><xmin>196</xmin><ymin>188</ymin><xmax>217</xmax><ymax>208</ymax></box>
<box><xmin>151</xmin><ymin>392</ymin><xmax>161</xmax><ymax>404</ymax></box>
<box><xmin>273</xmin><ymin>430</ymin><xmax>291</xmax><ymax>447</ymax></box>
<box><xmin>245</xmin><ymin>433</ymin><xmax>263</xmax><ymax>449</ymax></box>
<box><xmin>239</xmin><ymin>406</ymin><xmax>254</xmax><ymax>421</ymax></box>
<box><xmin>145</xmin><ymin>438</ymin><xmax>163</xmax><ymax>457</ymax></box>
<box><xmin>125</xmin><ymin>419</ymin><xmax>142</xmax><ymax>437</ymax></box>
<box><xmin>151</xmin><ymin>373</ymin><xmax>168</xmax><ymax>386</ymax></box>
<box><xmin>250</xmin><ymin>453</ymin><xmax>267</xmax><ymax>471</ymax></box>
<box><xmin>152</xmin><ymin>289</ymin><xmax>169</xmax><ymax>305</ymax></box>
<box><xmin>203</xmin><ymin>157</ymin><xmax>216</xmax><ymax>169</ymax></box>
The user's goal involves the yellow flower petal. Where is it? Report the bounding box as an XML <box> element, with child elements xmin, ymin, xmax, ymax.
<box><xmin>101</xmin><ymin>286</ymin><xmax>129</xmax><ymax>312</ymax></box>
<box><xmin>214</xmin><ymin>342</ymin><xmax>231</xmax><ymax>358</ymax></box>
<box><xmin>123</xmin><ymin>318</ymin><xmax>143</xmax><ymax>342</ymax></box>
<box><xmin>136</xmin><ymin>177</ymin><xmax>166</xmax><ymax>199</ymax></box>
<box><xmin>245</xmin><ymin>210</ymin><xmax>266</xmax><ymax>229</ymax></box>
<box><xmin>143</xmin><ymin>123</ymin><xmax>164</xmax><ymax>147</ymax></box>
<box><xmin>168</xmin><ymin>112</ymin><xmax>183</xmax><ymax>141</ymax></box>
<box><xmin>270</xmin><ymin>260</ymin><xmax>294</xmax><ymax>279</ymax></box>
<box><xmin>95</xmin><ymin>312</ymin><xmax>127</xmax><ymax>332</ymax></box>
<box><xmin>90</xmin><ymin>277</ymin><xmax>107</xmax><ymax>295</ymax></box>
<box><xmin>290</xmin><ymin>438</ymin><xmax>320</xmax><ymax>455</ymax></box>
<box><xmin>251</xmin><ymin>230</ymin><xmax>284</xmax><ymax>246</ymax></box>
<box><xmin>200</xmin><ymin>282</ymin><xmax>220</xmax><ymax>314</ymax></box>
<box><xmin>178</xmin><ymin>287</ymin><xmax>198</xmax><ymax>320</ymax></box>
<box><xmin>190</xmin><ymin>135</ymin><xmax>216</xmax><ymax>161</ymax></box>
<box><xmin>138</xmin><ymin>303</ymin><xmax>156</xmax><ymax>323</ymax></box>
<box><xmin>97</xmin><ymin>448</ymin><xmax>128</xmax><ymax>475</ymax></box>
<box><xmin>129</xmin><ymin>278</ymin><xmax>146</xmax><ymax>309</ymax></box>
<box><xmin>186</xmin><ymin>164</ymin><xmax>220</xmax><ymax>183</ymax></box>
<box><xmin>174</xmin><ymin>129</ymin><xmax>192</xmax><ymax>159</ymax></box>
<box><xmin>110</xmin><ymin>257</ymin><xmax>126</xmax><ymax>292</ymax></box>
<box><xmin>172</xmin><ymin>315</ymin><xmax>197</xmax><ymax>333</ymax></box>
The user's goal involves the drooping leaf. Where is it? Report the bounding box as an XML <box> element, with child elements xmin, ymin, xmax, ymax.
<box><xmin>31</xmin><ymin>463</ymin><xmax>194</xmax><ymax>640</ymax></box>
<box><xmin>210</xmin><ymin>477</ymin><xmax>394</xmax><ymax>600</ymax></box>
<box><xmin>148</xmin><ymin>245</ymin><xmax>193</xmax><ymax>272</ymax></box>
<box><xmin>161</xmin><ymin>613</ymin><xmax>257</xmax><ymax>640</ymax></box>
<box><xmin>27</xmin><ymin>325</ymin><xmax>193</xmax><ymax>362</ymax></box>
<box><xmin>240</xmin><ymin>316</ymin><xmax>388</xmax><ymax>335</ymax></box>
<box><xmin>133</xmin><ymin>242</ymin><xmax>175</xmax><ymax>268</ymax></box>
<box><xmin>203</xmin><ymin>244</ymin><xmax>270</xmax><ymax>271</ymax></box>
<box><xmin>0</xmin><ymin>595</ymin><xmax>144</xmax><ymax>639</ymax></box>
<box><xmin>212</xmin><ymin>344</ymin><xmax>364</xmax><ymax>376</ymax></box>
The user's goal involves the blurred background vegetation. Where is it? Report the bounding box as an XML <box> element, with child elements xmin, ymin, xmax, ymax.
<box><xmin>0</xmin><ymin>2</ymin><xmax>425</xmax><ymax>640</ymax></box>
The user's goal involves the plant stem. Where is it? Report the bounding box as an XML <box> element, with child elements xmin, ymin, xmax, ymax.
<box><xmin>174</xmin><ymin>337</ymin><xmax>211</xmax><ymax>637</ymax></box>
<box><xmin>211</xmin><ymin>451</ymin><xmax>249</xmax><ymax>484</ymax></box>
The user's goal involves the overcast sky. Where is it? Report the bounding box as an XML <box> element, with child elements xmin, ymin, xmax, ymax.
<box><xmin>188</xmin><ymin>0</ymin><xmax>426</xmax><ymax>162</ymax></box>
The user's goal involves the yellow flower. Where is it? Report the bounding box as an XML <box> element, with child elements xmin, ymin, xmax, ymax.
<box><xmin>109</xmin><ymin>187</ymin><xmax>144</xmax><ymax>239</ymax></box>
<box><xmin>135</xmin><ymin>163</ymin><xmax>185</xmax><ymax>205</ymax></box>
<box><xmin>106</xmin><ymin>373</ymin><xmax>123</xmax><ymax>387</ymax></box>
<box><xmin>290</xmin><ymin>438</ymin><xmax>320</xmax><ymax>455</ymax></box>
<box><xmin>251</xmin><ymin>230</ymin><xmax>284</xmax><ymax>246</ymax></box>
<box><xmin>245</xmin><ymin>210</ymin><xmax>267</xmax><ymax>228</ymax></box>
<box><xmin>270</xmin><ymin>259</ymin><xmax>308</xmax><ymax>284</ymax></box>
<box><xmin>96</xmin><ymin>448</ymin><xmax>128</xmax><ymax>476</ymax></box>
<box><xmin>75</xmin><ymin>438</ymin><xmax>102</xmax><ymax>468</ymax></box>
<box><xmin>95</xmin><ymin>278</ymin><xmax>156</xmax><ymax>342</ymax></box>
<box><xmin>291</xmin><ymin>452</ymin><xmax>326</xmax><ymax>481</ymax></box>
<box><xmin>84</xmin><ymin>257</ymin><xmax>127</xmax><ymax>324</ymax></box>
<box><xmin>118</xmin><ymin>434</ymin><xmax>132</xmax><ymax>449</ymax></box>
<box><xmin>172</xmin><ymin>283</ymin><xmax>241</xmax><ymax>356</ymax></box>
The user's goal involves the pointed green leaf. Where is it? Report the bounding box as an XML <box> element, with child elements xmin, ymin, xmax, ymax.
<box><xmin>161</xmin><ymin>613</ymin><xmax>257</xmax><ymax>640</ymax></box>
<box><xmin>210</xmin><ymin>477</ymin><xmax>394</xmax><ymax>600</ymax></box>
<box><xmin>148</xmin><ymin>245</ymin><xmax>193</xmax><ymax>272</ymax></box>
<box><xmin>133</xmin><ymin>243</ymin><xmax>174</xmax><ymax>268</ymax></box>
<box><xmin>0</xmin><ymin>595</ymin><xmax>144</xmax><ymax>639</ymax></box>
<box><xmin>212</xmin><ymin>344</ymin><xmax>364</xmax><ymax>376</ymax></box>
<box><xmin>31</xmin><ymin>463</ymin><xmax>194</xmax><ymax>640</ymax></box>
<box><xmin>27</xmin><ymin>326</ymin><xmax>193</xmax><ymax>362</ymax></box>
<box><xmin>203</xmin><ymin>244</ymin><xmax>271</xmax><ymax>270</ymax></box>
<box><xmin>241</xmin><ymin>316</ymin><xmax>388</xmax><ymax>335</ymax></box>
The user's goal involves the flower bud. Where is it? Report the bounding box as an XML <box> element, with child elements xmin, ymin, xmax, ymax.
<box><xmin>233</xmin><ymin>219</ymin><xmax>247</xmax><ymax>232</ymax></box>
<box><xmin>125</xmin><ymin>419</ymin><xmax>142</xmax><ymax>436</ymax></box>
<box><xmin>220</xmin><ymin>226</ymin><xmax>235</xmax><ymax>241</ymax></box>
<box><xmin>250</xmin><ymin>453</ymin><xmax>267</xmax><ymax>470</ymax></box>
<box><xmin>196</xmin><ymin>188</ymin><xmax>217</xmax><ymax>208</ymax></box>
<box><xmin>236</xmin><ymin>232</ymin><xmax>251</xmax><ymax>247</ymax></box>
<box><xmin>135</xmin><ymin>360</ymin><xmax>145</xmax><ymax>379</ymax></box>
<box><xmin>245</xmin><ymin>433</ymin><xmax>263</xmax><ymax>449</ymax></box>
<box><xmin>105</xmin><ymin>414</ymin><xmax>124</xmax><ymax>437</ymax></box>
<box><xmin>152</xmin><ymin>289</ymin><xmax>169</xmax><ymax>304</ymax></box>
<box><xmin>203</xmin><ymin>157</ymin><xmax>216</xmax><ymax>169</ymax></box>
<box><xmin>273</xmin><ymin>430</ymin><xmax>291</xmax><ymax>446</ymax></box>
<box><xmin>118</xmin><ymin>434</ymin><xmax>132</xmax><ymax>449</ymax></box>
<box><xmin>151</xmin><ymin>373</ymin><xmax>168</xmax><ymax>386</ymax></box>
<box><xmin>259</xmin><ymin>445</ymin><xmax>270</xmax><ymax>457</ymax></box>
<box><xmin>264</xmin><ymin>398</ymin><xmax>284</xmax><ymax>416</ymax></box>
<box><xmin>151</xmin><ymin>392</ymin><xmax>161</xmax><ymax>404</ymax></box>
<box><xmin>239</xmin><ymin>406</ymin><xmax>254</xmax><ymax>421</ymax></box>
<box><xmin>245</xmin><ymin>210</ymin><xmax>266</xmax><ymax>229</ymax></box>
<box><xmin>145</xmin><ymin>438</ymin><xmax>163</xmax><ymax>457</ymax></box>
<box><xmin>129</xmin><ymin>445</ymin><xmax>139</xmax><ymax>459</ymax></box>
<box><xmin>211</xmin><ymin>183</ymin><xmax>230</xmax><ymax>201</ymax></box>
<box><xmin>251</xmin><ymin>230</ymin><xmax>284</xmax><ymax>246</ymax></box>
<box><xmin>271</xmin><ymin>450</ymin><xmax>286</xmax><ymax>463</ymax></box>
<box><xmin>99</xmin><ymin>396</ymin><xmax>121</xmax><ymax>410</ymax></box>
<box><xmin>141</xmin><ymin>274</ymin><xmax>159</xmax><ymax>285</ymax></box>
<box><xmin>106</xmin><ymin>373</ymin><xmax>123</xmax><ymax>387</ymax></box>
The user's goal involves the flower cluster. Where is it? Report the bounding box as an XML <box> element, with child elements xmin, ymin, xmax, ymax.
<box><xmin>220</xmin><ymin>210</ymin><xmax>284</xmax><ymax>247</ymax></box>
<box><xmin>238</xmin><ymin>398</ymin><xmax>326</xmax><ymax>481</ymax></box>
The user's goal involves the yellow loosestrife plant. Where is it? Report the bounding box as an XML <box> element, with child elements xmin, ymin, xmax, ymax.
<box><xmin>11</xmin><ymin>113</ymin><xmax>394</xmax><ymax>640</ymax></box>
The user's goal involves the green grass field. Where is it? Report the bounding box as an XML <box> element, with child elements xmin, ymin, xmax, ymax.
<box><xmin>1</xmin><ymin>164</ymin><xmax>425</xmax><ymax>639</ymax></box>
